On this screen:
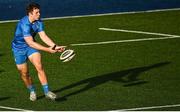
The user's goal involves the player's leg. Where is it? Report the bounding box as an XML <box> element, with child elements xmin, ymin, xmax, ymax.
<box><xmin>28</xmin><ymin>52</ymin><xmax>48</xmax><ymax>85</ymax></box>
<box><xmin>28</xmin><ymin>49</ymin><xmax>56</xmax><ymax>100</ymax></box>
<box><xmin>12</xmin><ymin>49</ymin><xmax>36</xmax><ymax>101</ymax></box>
<box><xmin>16</xmin><ymin>63</ymin><xmax>32</xmax><ymax>87</ymax></box>
<box><xmin>16</xmin><ymin>63</ymin><xmax>36</xmax><ymax>101</ymax></box>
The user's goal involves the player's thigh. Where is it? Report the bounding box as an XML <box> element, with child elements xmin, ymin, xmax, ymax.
<box><xmin>28</xmin><ymin>52</ymin><xmax>43</xmax><ymax>70</ymax></box>
<box><xmin>27</xmin><ymin>47</ymin><xmax>42</xmax><ymax>67</ymax></box>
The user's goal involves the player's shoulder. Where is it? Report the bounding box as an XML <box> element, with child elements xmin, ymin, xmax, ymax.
<box><xmin>35</xmin><ymin>19</ymin><xmax>43</xmax><ymax>24</ymax></box>
<box><xmin>19</xmin><ymin>16</ymin><xmax>30</xmax><ymax>24</ymax></box>
<box><xmin>17</xmin><ymin>16</ymin><xmax>31</xmax><ymax>29</ymax></box>
<box><xmin>33</xmin><ymin>19</ymin><xmax>44</xmax><ymax>28</ymax></box>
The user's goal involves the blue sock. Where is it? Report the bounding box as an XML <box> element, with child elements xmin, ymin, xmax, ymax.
<box><xmin>42</xmin><ymin>84</ymin><xmax>49</xmax><ymax>95</ymax></box>
<box><xmin>27</xmin><ymin>85</ymin><xmax>35</xmax><ymax>93</ymax></box>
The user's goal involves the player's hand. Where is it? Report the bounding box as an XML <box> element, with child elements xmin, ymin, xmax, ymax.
<box><xmin>48</xmin><ymin>47</ymin><xmax>57</xmax><ymax>53</ymax></box>
<box><xmin>55</xmin><ymin>46</ymin><xmax>66</xmax><ymax>52</ymax></box>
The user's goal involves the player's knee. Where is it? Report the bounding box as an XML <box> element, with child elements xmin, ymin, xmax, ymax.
<box><xmin>18</xmin><ymin>69</ymin><xmax>29</xmax><ymax>76</ymax></box>
<box><xmin>20</xmin><ymin>74</ymin><xmax>30</xmax><ymax>79</ymax></box>
<box><xmin>35</xmin><ymin>64</ymin><xmax>44</xmax><ymax>72</ymax></box>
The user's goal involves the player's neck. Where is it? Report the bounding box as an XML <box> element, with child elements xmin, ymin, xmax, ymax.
<box><xmin>28</xmin><ymin>16</ymin><xmax>35</xmax><ymax>23</ymax></box>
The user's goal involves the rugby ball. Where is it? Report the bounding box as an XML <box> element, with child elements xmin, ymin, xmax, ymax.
<box><xmin>60</xmin><ymin>49</ymin><xmax>75</xmax><ymax>62</ymax></box>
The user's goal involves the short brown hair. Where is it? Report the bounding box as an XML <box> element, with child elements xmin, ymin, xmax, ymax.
<box><xmin>26</xmin><ymin>2</ymin><xmax>40</xmax><ymax>15</ymax></box>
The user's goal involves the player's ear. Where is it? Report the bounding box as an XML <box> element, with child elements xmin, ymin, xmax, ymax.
<box><xmin>30</xmin><ymin>11</ymin><xmax>33</xmax><ymax>15</ymax></box>
<box><xmin>29</xmin><ymin>9</ymin><xmax>35</xmax><ymax>16</ymax></box>
<box><xmin>28</xmin><ymin>12</ymin><xmax>32</xmax><ymax>16</ymax></box>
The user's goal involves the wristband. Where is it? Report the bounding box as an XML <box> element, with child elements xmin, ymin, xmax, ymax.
<box><xmin>52</xmin><ymin>45</ymin><xmax>56</xmax><ymax>50</ymax></box>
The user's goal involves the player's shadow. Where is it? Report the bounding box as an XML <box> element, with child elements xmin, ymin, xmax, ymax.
<box><xmin>0</xmin><ymin>53</ymin><xmax>4</xmax><ymax>58</ymax></box>
<box><xmin>37</xmin><ymin>62</ymin><xmax>170</xmax><ymax>101</ymax></box>
<box><xmin>53</xmin><ymin>61</ymin><xmax>170</xmax><ymax>102</ymax></box>
<box><xmin>0</xmin><ymin>70</ymin><xmax>4</xmax><ymax>75</ymax></box>
<box><xmin>0</xmin><ymin>54</ymin><xmax>5</xmax><ymax>74</ymax></box>
<box><xmin>0</xmin><ymin>97</ymin><xmax>10</xmax><ymax>101</ymax></box>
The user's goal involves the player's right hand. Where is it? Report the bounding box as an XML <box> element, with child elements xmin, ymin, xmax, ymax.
<box><xmin>48</xmin><ymin>47</ymin><xmax>57</xmax><ymax>53</ymax></box>
<box><xmin>55</xmin><ymin>45</ymin><xmax>66</xmax><ymax>52</ymax></box>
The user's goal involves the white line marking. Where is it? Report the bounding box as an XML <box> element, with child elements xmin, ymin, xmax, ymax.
<box><xmin>121</xmin><ymin>104</ymin><xmax>180</xmax><ymax>111</ymax></box>
<box><xmin>0</xmin><ymin>8</ymin><xmax>180</xmax><ymax>23</ymax></box>
<box><xmin>99</xmin><ymin>28</ymin><xmax>180</xmax><ymax>37</ymax></box>
<box><xmin>71</xmin><ymin>28</ymin><xmax>180</xmax><ymax>46</ymax></box>
<box><xmin>0</xmin><ymin>105</ymin><xmax>32</xmax><ymax>111</ymax></box>
<box><xmin>0</xmin><ymin>19</ymin><xmax>19</xmax><ymax>24</ymax></box>
<box><xmin>70</xmin><ymin>36</ymin><xmax>180</xmax><ymax>46</ymax></box>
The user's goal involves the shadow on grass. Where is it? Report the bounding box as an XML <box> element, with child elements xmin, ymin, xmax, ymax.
<box><xmin>38</xmin><ymin>61</ymin><xmax>170</xmax><ymax>101</ymax></box>
<box><xmin>0</xmin><ymin>97</ymin><xmax>10</xmax><ymax>101</ymax></box>
<box><xmin>0</xmin><ymin>70</ymin><xmax>5</xmax><ymax>74</ymax></box>
<box><xmin>0</xmin><ymin>54</ymin><xmax>3</xmax><ymax>57</ymax></box>
<box><xmin>0</xmin><ymin>53</ymin><xmax>5</xmax><ymax>74</ymax></box>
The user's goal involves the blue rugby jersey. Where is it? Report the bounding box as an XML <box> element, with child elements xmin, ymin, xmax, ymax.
<box><xmin>12</xmin><ymin>16</ymin><xmax>44</xmax><ymax>50</ymax></box>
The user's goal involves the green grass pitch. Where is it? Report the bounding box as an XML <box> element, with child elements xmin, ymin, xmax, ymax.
<box><xmin>0</xmin><ymin>9</ymin><xmax>180</xmax><ymax>111</ymax></box>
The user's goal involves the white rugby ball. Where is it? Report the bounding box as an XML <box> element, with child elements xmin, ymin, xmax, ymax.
<box><xmin>60</xmin><ymin>49</ymin><xmax>75</xmax><ymax>62</ymax></box>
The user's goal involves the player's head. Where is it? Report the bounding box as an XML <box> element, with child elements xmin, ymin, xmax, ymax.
<box><xmin>26</xmin><ymin>2</ymin><xmax>40</xmax><ymax>20</ymax></box>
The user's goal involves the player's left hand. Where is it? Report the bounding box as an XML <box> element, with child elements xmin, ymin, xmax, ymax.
<box><xmin>55</xmin><ymin>46</ymin><xmax>66</xmax><ymax>52</ymax></box>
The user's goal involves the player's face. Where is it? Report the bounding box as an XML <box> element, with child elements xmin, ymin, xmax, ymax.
<box><xmin>31</xmin><ymin>8</ymin><xmax>40</xmax><ymax>20</ymax></box>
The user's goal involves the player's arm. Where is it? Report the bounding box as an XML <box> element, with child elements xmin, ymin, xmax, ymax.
<box><xmin>38</xmin><ymin>31</ymin><xmax>56</xmax><ymax>47</ymax></box>
<box><xmin>24</xmin><ymin>36</ymin><xmax>56</xmax><ymax>53</ymax></box>
<box><xmin>38</xmin><ymin>31</ymin><xmax>66</xmax><ymax>52</ymax></box>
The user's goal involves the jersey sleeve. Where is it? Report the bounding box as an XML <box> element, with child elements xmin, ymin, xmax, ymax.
<box><xmin>22</xmin><ymin>23</ymin><xmax>32</xmax><ymax>38</ymax></box>
<box><xmin>37</xmin><ymin>20</ymin><xmax>44</xmax><ymax>32</ymax></box>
